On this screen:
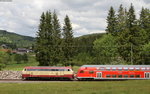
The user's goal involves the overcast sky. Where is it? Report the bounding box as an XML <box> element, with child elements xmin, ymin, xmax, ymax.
<box><xmin>0</xmin><ymin>0</ymin><xmax>149</xmax><ymax>37</ymax></box>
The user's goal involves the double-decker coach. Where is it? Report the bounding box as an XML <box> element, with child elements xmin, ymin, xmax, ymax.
<box><xmin>22</xmin><ymin>66</ymin><xmax>74</xmax><ymax>80</ymax></box>
<box><xmin>76</xmin><ymin>65</ymin><xmax>150</xmax><ymax>80</ymax></box>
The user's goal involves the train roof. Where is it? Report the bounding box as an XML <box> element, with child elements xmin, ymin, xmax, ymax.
<box><xmin>81</xmin><ymin>65</ymin><xmax>150</xmax><ymax>68</ymax></box>
<box><xmin>24</xmin><ymin>66</ymin><xmax>71</xmax><ymax>69</ymax></box>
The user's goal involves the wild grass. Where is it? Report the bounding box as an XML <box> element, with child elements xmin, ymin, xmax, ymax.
<box><xmin>0</xmin><ymin>80</ymin><xmax>150</xmax><ymax>94</ymax></box>
<box><xmin>4</xmin><ymin>62</ymin><xmax>38</xmax><ymax>71</ymax></box>
<box><xmin>3</xmin><ymin>55</ymin><xmax>38</xmax><ymax>71</ymax></box>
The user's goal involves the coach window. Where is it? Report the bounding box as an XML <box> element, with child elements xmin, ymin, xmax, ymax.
<box><xmin>136</xmin><ymin>75</ymin><xmax>140</xmax><ymax>78</ymax></box>
<box><xmin>146</xmin><ymin>68</ymin><xmax>148</xmax><ymax>71</ymax></box>
<box><xmin>135</xmin><ymin>68</ymin><xmax>140</xmax><ymax>71</ymax></box>
<box><xmin>130</xmin><ymin>75</ymin><xmax>134</xmax><ymax>78</ymax></box>
<box><xmin>106</xmin><ymin>67</ymin><xmax>110</xmax><ymax>71</ymax></box>
<box><xmin>112</xmin><ymin>68</ymin><xmax>116</xmax><ymax>71</ymax></box>
<box><xmin>118</xmin><ymin>68</ymin><xmax>122</xmax><ymax>71</ymax></box>
<box><xmin>124</xmin><ymin>68</ymin><xmax>128</xmax><ymax>71</ymax></box>
<box><xmin>89</xmin><ymin>71</ymin><xmax>94</xmax><ymax>74</ymax></box>
<box><xmin>100</xmin><ymin>67</ymin><xmax>105</xmax><ymax>71</ymax></box>
<box><xmin>141</xmin><ymin>68</ymin><xmax>145</xmax><ymax>71</ymax></box>
<box><xmin>118</xmin><ymin>75</ymin><xmax>122</xmax><ymax>78</ymax></box>
<box><xmin>124</xmin><ymin>75</ymin><xmax>128</xmax><ymax>78</ymax></box>
<box><xmin>112</xmin><ymin>75</ymin><xmax>116</xmax><ymax>78</ymax></box>
<box><xmin>80</xmin><ymin>70</ymin><xmax>84</xmax><ymax>73</ymax></box>
<box><xmin>129</xmin><ymin>68</ymin><xmax>134</xmax><ymax>71</ymax></box>
<box><xmin>106</xmin><ymin>75</ymin><xmax>110</xmax><ymax>78</ymax></box>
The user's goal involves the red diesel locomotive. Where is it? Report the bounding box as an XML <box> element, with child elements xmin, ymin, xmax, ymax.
<box><xmin>22</xmin><ymin>66</ymin><xmax>74</xmax><ymax>80</ymax></box>
<box><xmin>76</xmin><ymin>65</ymin><xmax>150</xmax><ymax>80</ymax></box>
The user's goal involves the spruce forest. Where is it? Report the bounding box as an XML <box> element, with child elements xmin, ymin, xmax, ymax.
<box><xmin>35</xmin><ymin>4</ymin><xmax>150</xmax><ymax>66</ymax></box>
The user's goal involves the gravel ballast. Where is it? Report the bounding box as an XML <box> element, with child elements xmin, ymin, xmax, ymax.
<box><xmin>0</xmin><ymin>71</ymin><xmax>22</xmax><ymax>79</ymax></box>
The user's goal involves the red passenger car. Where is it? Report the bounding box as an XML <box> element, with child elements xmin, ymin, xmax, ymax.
<box><xmin>76</xmin><ymin>65</ymin><xmax>150</xmax><ymax>80</ymax></box>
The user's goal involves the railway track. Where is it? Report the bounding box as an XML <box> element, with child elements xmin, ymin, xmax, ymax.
<box><xmin>0</xmin><ymin>79</ymin><xmax>77</xmax><ymax>83</ymax></box>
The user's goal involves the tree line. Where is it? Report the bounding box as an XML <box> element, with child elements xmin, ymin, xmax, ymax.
<box><xmin>35</xmin><ymin>11</ymin><xmax>74</xmax><ymax>66</ymax></box>
<box><xmin>36</xmin><ymin>4</ymin><xmax>150</xmax><ymax>66</ymax></box>
<box><xmin>98</xmin><ymin>4</ymin><xmax>150</xmax><ymax>65</ymax></box>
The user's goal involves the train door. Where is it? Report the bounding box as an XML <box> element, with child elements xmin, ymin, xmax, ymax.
<box><xmin>144</xmin><ymin>72</ymin><xmax>150</xmax><ymax>79</ymax></box>
<box><xmin>96</xmin><ymin>72</ymin><xmax>102</xmax><ymax>79</ymax></box>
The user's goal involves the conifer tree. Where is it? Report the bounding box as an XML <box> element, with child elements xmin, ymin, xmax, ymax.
<box><xmin>45</xmin><ymin>11</ymin><xmax>54</xmax><ymax>66</ymax></box>
<box><xmin>35</xmin><ymin>11</ymin><xmax>53</xmax><ymax>66</ymax></box>
<box><xmin>116</xmin><ymin>4</ymin><xmax>127</xmax><ymax>32</ymax></box>
<box><xmin>62</xmin><ymin>15</ymin><xmax>74</xmax><ymax>66</ymax></box>
<box><xmin>52</xmin><ymin>11</ymin><xmax>62</xmax><ymax>65</ymax></box>
<box><xmin>35</xmin><ymin>12</ymin><xmax>48</xmax><ymax>66</ymax></box>
<box><xmin>139</xmin><ymin>8</ymin><xmax>150</xmax><ymax>41</ymax></box>
<box><xmin>127</xmin><ymin>3</ymin><xmax>136</xmax><ymax>29</ymax></box>
<box><xmin>117</xmin><ymin>4</ymin><xmax>147</xmax><ymax>64</ymax></box>
<box><xmin>106</xmin><ymin>6</ymin><xmax>117</xmax><ymax>35</ymax></box>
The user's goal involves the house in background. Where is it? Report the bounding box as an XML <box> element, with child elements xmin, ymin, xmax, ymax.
<box><xmin>16</xmin><ymin>48</ymin><xmax>29</xmax><ymax>54</ymax></box>
<box><xmin>1</xmin><ymin>44</ymin><xmax>8</xmax><ymax>49</ymax></box>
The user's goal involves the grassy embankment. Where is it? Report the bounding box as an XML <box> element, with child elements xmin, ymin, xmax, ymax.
<box><xmin>0</xmin><ymin>80</ymin><xmax>150</xmax><ymax>94</ymax></box>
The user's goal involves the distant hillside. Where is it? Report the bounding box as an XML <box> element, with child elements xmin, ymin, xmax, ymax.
<box><xmin>0</xmin><ymin>30</ymin><xmax>105</xmax><ymax>49</ymax></box>
<box><xmin>0</xmin><ymin>30</ymin><xmax>35</xmax><ymax>48</ymax></box>
<box><xmin>75</xmin><ymin>33</ymin><xmax>105</xmax><ymax>40</ymax></box>
<box><xmin>75</xmin><ymin>33</ymin><xmax>105</xmax><ymax>47</ymax></box>
<box><xmin>74</xmin><ymin>33</ymin><xmax>105</xmax><ymax>53</ymax></box>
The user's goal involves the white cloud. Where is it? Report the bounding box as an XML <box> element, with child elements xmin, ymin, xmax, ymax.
<box><xmin>0</xmin><ymin>0</ymin><xmax>149</xmax><ymax>37</ymax></box>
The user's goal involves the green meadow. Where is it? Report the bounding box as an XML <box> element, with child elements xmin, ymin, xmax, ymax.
<box><xmin>0</xmin><ymin>80</ymin><xmax>150</xmax><ymax>94</ymax></box>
